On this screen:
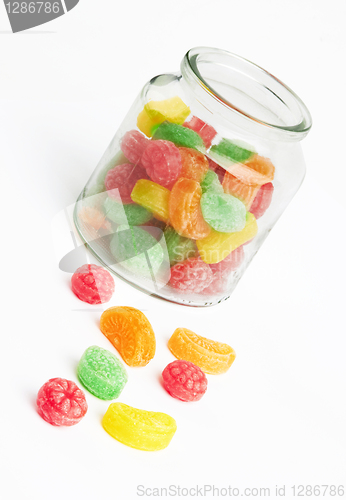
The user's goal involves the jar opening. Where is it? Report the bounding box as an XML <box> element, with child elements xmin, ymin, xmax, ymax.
<box><xmin>181</xmin><ymin>47</ymin><xmax>312</xmax><ymax>141</ymax></box>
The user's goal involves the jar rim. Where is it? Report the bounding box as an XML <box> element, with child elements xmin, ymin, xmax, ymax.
<box><xmin>181</xmin><ymin>47</ymin><xmax>312</xmax><ymax>141</ymax></box>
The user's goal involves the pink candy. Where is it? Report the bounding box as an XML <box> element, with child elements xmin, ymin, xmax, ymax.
<box><xmin>37</xmin><ymin>378</ymin><xmax>88</xmax><ymax>426</ymax></box>
<box><xmin>250</xmin><ymin>182</ymin><xmax>274</xmax><ymax>219</ymax></box>
<box><xmin>162</xmin><ymin>360</ymin><xmax>208</xmax><ymax>402</ymax></box>
<box><xmin>71</xmin><ymin>264</ymin><xmax>115</xmax><ymax>304</ymax></box>
<box><xmin>169</xmin><ymin>258</ymin><xmax>213</xmax><ymax>294</ymax></box>
<box><xmin>183</xmin><ymin>116</ymin><xmax>217</xmax><ymax>149</ymax></box>
<box><xmin>104</xmin><ymin>163</ymin><xmax>149</xmax><ymax>203</ymax></box>
<box><xmin>141</xmin><ymin>140</ymin><xmax>182</xmax><ymax>188</ymax></box>
<box><xmin>120</xmin><ymin>130</ymin><xmax>149</xmax><ymax>166</ymax></box>
<box><xmin>202</xmin><ymin>247</ymin><xmax>245</xmax><ymax>296</ymax></box>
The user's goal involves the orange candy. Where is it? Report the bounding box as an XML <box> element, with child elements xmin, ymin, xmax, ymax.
<box><xmin>169</xmin><ymin>177</ymin><xmax>211</xmax><ymax>240</ymax></box>
<box><xmin>168</xmin><ymin>327</ymin><xmax>236</xmax><ymax>375</ymax></box>
<box><xmin>222</xmin><ymin>173</ymin><xmax>260</xmax><ymax>209</ymax></box>
<box><xmin>179</xmin><ymin>147</ymin><xmax>209</xmax><ymax>182</ymax></box>
<box><xmin>100</xmin><ymin>306</ymin><xmax>156</xmax><ymax>367</ymax></box>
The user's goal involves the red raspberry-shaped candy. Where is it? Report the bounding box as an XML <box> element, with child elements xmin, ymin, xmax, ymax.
<box><xmin>141</xmin><ymin>140</ymin><xmax>182</xmax><ymax>188</ymax></box>
<box><xmin>162</xmin><ymin>360</ymin><xmax>208</xmax><ymax>402</ymax></box>
<box><xmin>71</xmin><ymin>264</ymin><xmax>115</xmax><ymax>304</ymax></box>
<box><xmin>120</xmin><ymin>130</ymin><xmax>149</xmax><ymax>166</ymax></box>
<box><xmin>183</xmin><ymin>116</ymin><xmax>217</xmax><ymax>149</ymax></box>
<box><xmin>209</xmin><ymin>245</ymin><xmax>244</xmax><ymax>275</ymax></box>
<box><xmin>250</xmin><ymin>182</ymin><xmax>274</xmax><ymax>219</ymax></box>
<box><xmin>36</xmin><ymin>378</ymin><xmax>88</xmax><ymax>426</ymax></box>
<box><xmin>201</xmin><ymin>273</ymin><xmax>228</xmax><ymax>296</ymax></box>
<box><xmin>105</xmin><ymin>163</ymin><xmax>149</xmax><ymax>203</ymax></box>
<box><xmin>169</xmin><ymin>258</ymin><xmax>213</xmax><ymax>293</ymax></box>
<box><xmin>207</xmin><ymin>157</ymin><xmax>225</xmax><ymax>184</ymax></box>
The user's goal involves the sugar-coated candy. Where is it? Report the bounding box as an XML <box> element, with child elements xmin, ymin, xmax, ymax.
<box><xmin>102</xmin><ymin>402</ymin><xmax>177</xmax><ymax>451</ymax></box>
<box><xmin>77</xmin><ymin>346</ymin><xmax>128</xmax><ymax>400</ymax></box>
<box><xmin>210</xmin><ymin>138</ymin><xmax>254</xmax><ymax>165</ymax></box>
<box><xmin>105</xmin><ymin>163</ymin><xmax>148</xmax><ymax>204</ymax></box>
<box><xmin>179</xmin><ymin>147</ymin><xmax>209</xmax><ymax>182</ymax></box>
<box><xmin>200</xmin><ymin>192</ymin><xmax>246</xmax><ymax>233</ymax></box>
<box><xmin>169</xmin><ymin>258</ymin><xmax>213</xmax><ymax>293</ymax></box>
<box><xmin>103</xmin><ymin>196</ymin><xmax>152</xmax><ymax>226</ymax></box>
<box><xmin>131</xmin><ymin>179</ymin><xmax>170</xmax><ymax>222</ymax></box>
<box><xmin>163</xmin><ymin>226</ymin><xmax>196</xmax><ymax>266</ymax></box>
<box><xmin>110</xmin><ymin>225</ymin><xmax>164</xmax><ymax>277</ymax></box>
<box><xmin>71</xmin><ymin>264</ymin><xmax>115</xmax><ymax>304</ymax></box>
<box><xmin>78</xmin><ymin>206</ymin><xmax>112</xmax><ymax>231</ymax></box>
<box><xmin>222</xmin><ymin>171</ymin><xmax>260</xmax><ymax>209</ymax></box>
<box><xmin>197</xmin><ymin>212</ymin><xmax>258</xmax><ymax>264</ymax></box>
<box><xmin>162</xmin><ymin>360</ymin><xmax>208</xmax><ymax>402</ymax></box>
<box><xmin>153</xmin><ymin>121</ymin><xmax>205</xmax><ymax>151</ymax></box>
<box><xmin>36</xmin><ymin>378</ymin><xmax>88</xmax><ymax>426</ymax></box>
<box><xmin>168</xmin><ymin>328</ymin><xmax>236</xmax><ymax>375</ymax></box>
<box><xmin>169</xmin><ymin>178</ymin><xmax>211</xmax><ymax>240</ymax></box>
<box><xmin>208</xmin><ymin>157</ymin><xmax>225</xmax><ymax>184</ymax></box>
<box><xmin>120</xmin><ymin>130</ymin><xmax>149</xmax><ymax>166</ymax></box>
<box><xmin>100</xmin><ymin>306</ymin><xmax>156</xmax><ymax>367</ymax></box>
<box><xmin>200</xmin><ymin>170</ymin><xmax>224</xmax><ymax>195</ymax></box>
<box><xmin>250</xmin><ymin>182</ymin><xmax>274</xmax><ymax>219</ymax></box>
<box><xmin>137</xmin><ymin>96</ymin><xmax>190</xmax><ymax>137</ymax></box>
<box><xmin>223</xmin><ymin>154</ymin><xmax>275</xmax><ymax>187</ymax></box>
<box><xmin>202</xmin><ymin>246</ymin><xmax>245</xmax><ymax>295</ymax></box>
<box><xmin>183</xmin><ymin>116</ymin><xmax>217</xmax><ymax>149</ymax></box>
<box><xmin>141</xmin><ymin>140</ymin><xmax>182</xmax><ymax>188</ymax></box>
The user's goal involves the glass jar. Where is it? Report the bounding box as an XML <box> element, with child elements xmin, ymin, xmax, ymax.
<box><xmin>74</xmin><ymin>46</ymin><xmax>312</xmax><ymax>306</ymax></box>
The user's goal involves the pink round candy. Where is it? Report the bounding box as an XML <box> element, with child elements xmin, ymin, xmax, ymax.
<box><xmin>250</xmin><ymin>182</ymin><xmax>274</xmax><ymax>219</ymax></box>
<box><xmin>37</xmin><ymin>378</ymin><xmax>88</xmax><ymax>426</ymax></box>
<box><xmin>120</xmin><ymin>130</ymin><xmax>149</xmax><ymax>166</ymax></box>
<box><xmin>169</xmin><ymin>258</ymin><xmax>213</xmax><ymax>294</ymax></box>
<box><xmin>71</xmin><ymin>264</ymin><xmax>115</xmax><ymax>304</ymax></box>
<box><xmin>162</xmin><ymin>360</ymin><xmax>208</xmax><ymax>402</ymax></box>
<box><xmin>141</xmin><ymin>140</ymin><xmax>182</xmax><ymax>188</ymax></box>
<box><xmin>105</xmin><ymin>163</ymin><xmax>148</xmax><ymax>203</ymax></box>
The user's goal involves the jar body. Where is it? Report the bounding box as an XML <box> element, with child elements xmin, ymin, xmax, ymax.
<box><xmin>74</xmin><ymin>50</ymin><xmax>310</xmax><ymax>306</ymax></box>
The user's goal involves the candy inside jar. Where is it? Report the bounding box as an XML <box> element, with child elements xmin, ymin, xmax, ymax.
<box><xmin>74</xmin><ymin>47</ymin><xmax>311</xmax><ymax>306</ymax></box>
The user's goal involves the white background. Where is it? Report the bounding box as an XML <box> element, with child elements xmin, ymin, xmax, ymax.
<box><xmin>1</xmin><ymin>1</ymin><xmax>346</xmax><ymax>499</ymax></box>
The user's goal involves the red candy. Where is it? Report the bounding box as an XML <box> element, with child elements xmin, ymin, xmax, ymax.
<box><xmin>250</xmin><ymin>182</ymin><xmax>274</xmax><ymax>219</ymax></box>
<box><xmin>203</xmin><ymin>247</ymin><xmax>244</xmax><ymax>296</ymax></box>
<box><xmin>183</xmin><ymin>116</ymin><xmax>217</xmax><ymax>149</ymax></box>
<box><xmin>120</xmin><ymin>130</ymin><xmax>149</xmax><ymax>166</ymax></box>
<box><xmin>105</xmin><ymin>163</ymin><xmax>148</xmax><ymax>203</ymax></box>
<box><xmin>71</xmin><ymin>264</ymin><xmax>115</xmax><ymax>304</ymax></box>
<box><xmin>141</xmin><ymin>140</ymin><xmax>182</xmax><ymax>188</ymax></box>
<box><xmin>207</xmin><ymin>157</ymin><xmax>225</xmax><ymax>184</ymax></box>
<box><xmin>36</xmin><ymin>378</ymin><xmax>88</xmax><ymax>426</ymax></box>
<box><xmin>169</xmin><ymin>258</ymin><xmax>213</xmax><ymax>293</ymax></box>
<box><xmin>162</xmin><ymin>360</ymin><xmax>208</xmax><ymax>402</ymax></box>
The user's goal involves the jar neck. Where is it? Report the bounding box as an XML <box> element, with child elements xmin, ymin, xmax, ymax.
<box><xmin>180</xmin><ymin>47</ymin><xmax>312</xmax><ymax>143</ymax></box>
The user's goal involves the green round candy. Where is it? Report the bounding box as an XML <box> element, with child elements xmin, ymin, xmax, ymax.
<box><xmin>200</xmin><ymin>192</ymin><xmax>246</xmax><ymax>233</ymax></box>
<box><xmin>163</xmin><ymin>226</ymin><xmax>196</xmax><ymax>266</ymax></box>
<box><xmin>201</xmin><ymin>170</ymin><xmax>224</xmax><ymax>195</ymax></box>
<box><xmin>110</xmin><ymin>224</ymin><xmax>164</xmax><ymax>276</ymax></box>
<box><xmin>103</xmin><ymin>196</ymin><xmax>152</xmax><ymax>226</ymax></box>
<box><xmin>153</xmin><ymin>121</ymin><xmax>204</xmax><ymax>150</ymax></box>
<box><xmin>77</xmin><ymin>346</ymin><xmax>128</xmax><ymax>400</ymax></box>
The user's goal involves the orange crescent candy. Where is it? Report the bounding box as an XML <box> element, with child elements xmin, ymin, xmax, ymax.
<box><xmin>100</xmin><ymin>306</ymin><xmax>156</xmax><ymax>367</ymax></box>
<box><xmin>222</xmin><ymin>172</ymin><xmax>260</xmax><ymax>209</ymax></box>
<box><xmin>179</xmin><ymin>147</ymin><xmax>209</xmax><ymax>182</ymax></box>
<box><xmin>168</xmin><ymin>327</ymin><xmax>236</xmax><ymax>375</ymax></box>
<box><xmin>226</xmin><ymin>154</ymin><xmax>275</xmax><ymax>186</ymax></box>
<box><xmin>169</xmin><ymin>177</ymin><xmax>211</xmax><ymax>240</ymax></box>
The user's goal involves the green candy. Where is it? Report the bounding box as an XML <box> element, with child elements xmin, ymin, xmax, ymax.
<box><xmin>210</xmin><ymin>138</ymin><xmax>254</xmax><ymax>164</ymax></box>
<box><xmin>110</xmin><ymin>224</ymin><xmax>164</xmax><ymax>276</ymax></box>
<box><xmin>152</xmin><ymin>121</ymin><xmax>205</xmax><ymax>150</ymax></box>
<box><xmin>201</xmin><ymin>170</ymin><xmax>224</xmax><ymax>195</ymax></box>
<box><xmin>163</xmin><ymin>226</ymin><xmax>196</xmax><ymax>266</ymax></box>
<box><xmin>200</xmin><ymin>192</ymin><xmax>246</xmax><ymax>233</ymax></box>
<box><xmin>77</xmin><ymin>346</ymin><xmax>128</xmax><ymax>400</ymax></box>
<box><xmin>103</xmin><ymin>196</ymin><xmax>152</xmax><ymax>226</ymax></box>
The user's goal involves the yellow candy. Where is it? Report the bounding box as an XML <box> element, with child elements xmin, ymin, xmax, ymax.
<box><xmin>131</xmin><ymin>179</ymin><xmax>170</xmax><ymax>222</ymax></box>
<box><xmin>137</xmin><ymin>96</ymin><xmax>190</xmax><ymax>137</ymax></box>
<box><xmin>197</xmin><ymin>212</ymin><xmax>258</xmax><ymax>264</ymax></box>
<box><xmin>102</xmin><ymin>402</ymin><xmax>177</xmax><ymax>451</ymax></box>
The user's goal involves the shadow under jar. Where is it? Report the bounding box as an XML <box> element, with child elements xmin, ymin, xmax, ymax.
<box><xmin>74</xmin><ymin>46</ymin><xmax>312</xmax><ymax>306</ymax></box>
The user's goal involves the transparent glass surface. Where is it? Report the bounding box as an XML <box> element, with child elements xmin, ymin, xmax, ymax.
<box><xmin>74</xmin><ymin>46</ymin><xmax>312</xmax><ymax>306</ymax></box>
